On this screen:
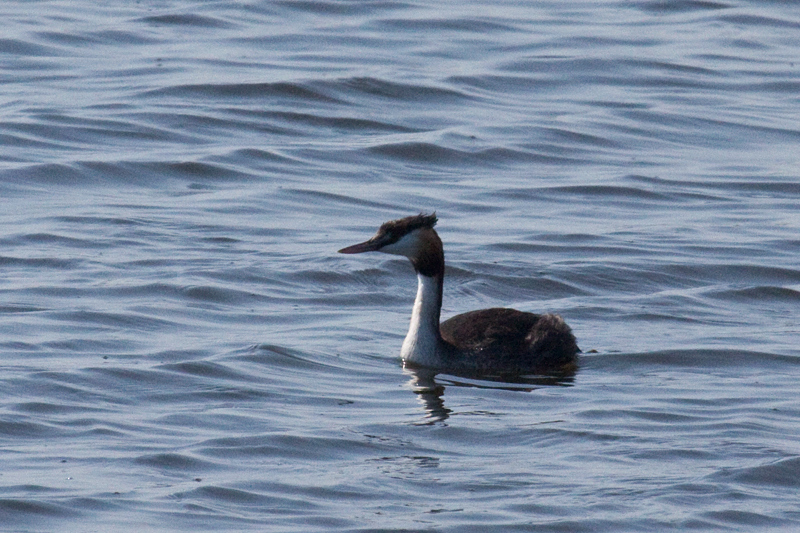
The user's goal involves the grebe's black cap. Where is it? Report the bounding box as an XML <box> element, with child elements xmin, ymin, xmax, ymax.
<box><xmin>338</xmin><ymin>213</ymin><xmax>436</xmax><ymax>254</ymax></box>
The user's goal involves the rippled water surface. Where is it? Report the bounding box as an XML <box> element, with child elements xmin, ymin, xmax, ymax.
<box><xmin>2</xmin><ymin>0</ymin><xmax>800</xmax><ymax>531</ymax></box>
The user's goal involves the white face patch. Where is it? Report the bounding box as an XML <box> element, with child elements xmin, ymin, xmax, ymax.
<box><xmin>379</xmin><ymin>229</ymin><xmax>422</xmax><ymax>258</ymax></box>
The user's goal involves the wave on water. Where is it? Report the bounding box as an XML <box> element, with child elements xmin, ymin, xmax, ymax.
<box><xmin>588</xmin><ymin>348</ymin><xmax>800</xmax><ymax>371</ymax></box>
<box><xmin>2</xmin><ymin>0</ymin><xmax>800</xmax><ymax>531</ymax></box>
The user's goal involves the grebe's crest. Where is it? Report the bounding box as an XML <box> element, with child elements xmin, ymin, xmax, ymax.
<box><xmin>377</xmin><ymin>214</ymin><xmax>443</xmax><ymax>276</ymax></box>
<box><xmin>339</xmin><ymin>213</ymin><xmax>437</xmax><ymax>255</ymax></box>
<box><xmin>339</xmin><ymin>213</ymin><xmax>442</xmax><ymax>276</ymax></box>
<box><xmin>377</xmin><ymin>213</ymin><xmax>437</xmax><ymax>247</ymax></box>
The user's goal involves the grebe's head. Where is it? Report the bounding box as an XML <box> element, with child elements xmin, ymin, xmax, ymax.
<box><xmin>338</xmin><ymin>213</ymin><xmax>443</xmax><ymax>276</ymax></box>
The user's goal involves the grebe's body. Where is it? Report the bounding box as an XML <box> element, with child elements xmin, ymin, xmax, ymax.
<box><xmin>339</xmin><ymin>214</ymin><xmax>578</xmax><ymax>374</ymax></box>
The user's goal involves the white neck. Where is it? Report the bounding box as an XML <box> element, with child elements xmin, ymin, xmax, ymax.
<box><xmin>400</xmin><ymin>274</ymin><xmax>444</xmax><ymax>367</ymax></box>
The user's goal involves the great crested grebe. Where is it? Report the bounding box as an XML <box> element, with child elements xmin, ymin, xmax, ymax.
<box><xmin>339</xmin><ymin>214</ymin><xmax>579</xmax><ymax>374</ymax></box>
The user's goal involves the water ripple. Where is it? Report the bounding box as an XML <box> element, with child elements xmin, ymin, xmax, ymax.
<box><xmin>142</xmin><ymin>81</ymin><xmax>343</xmax><ymax>103</ymax></box>
<box><xmin>2</xmin><ymin>0</ymin><xmax>800</xmax><ymax>530</ymax></box>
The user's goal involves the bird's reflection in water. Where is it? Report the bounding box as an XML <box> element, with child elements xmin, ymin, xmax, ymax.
<box><xmin>403</xmin><ymin>363</ymin><xmax>576</xmax><ymax>424</ymax></box>
<box><xmin>404</xmin><ymin>366</ymin><xmax>450</xmax><ymax>424</ymax></box>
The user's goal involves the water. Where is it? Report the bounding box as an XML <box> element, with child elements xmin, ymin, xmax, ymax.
<box><xmin>1</xmin><ymin>0</ymin><xmax>799</xmax><ymax>530</ymax></box>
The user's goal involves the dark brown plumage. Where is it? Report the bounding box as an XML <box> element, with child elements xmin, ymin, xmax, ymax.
<box><xmin>440</xmin><ymin>309</ymin><xmax>578</xmax><ymax>373</ymax></box>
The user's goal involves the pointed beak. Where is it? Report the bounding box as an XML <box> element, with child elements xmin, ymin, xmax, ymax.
<box><xmin>338</xmin><ymin>238</ymin><xmax>381</xmax><ymax>254</ymax></box>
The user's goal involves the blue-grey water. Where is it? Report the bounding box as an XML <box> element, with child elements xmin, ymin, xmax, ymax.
<box><xmin>2</xmin><ymin>1</ymin><xmax>800</xmax><ymax>531</ymax></box>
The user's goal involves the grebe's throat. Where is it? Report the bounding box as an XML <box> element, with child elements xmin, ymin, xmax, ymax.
<box><xmin>401</xmin><ymin>273</ymin><xmax>445</xmax><ymax>367</ymax></box>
